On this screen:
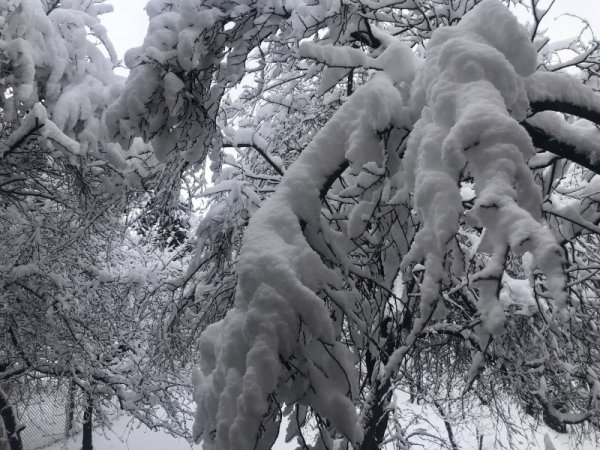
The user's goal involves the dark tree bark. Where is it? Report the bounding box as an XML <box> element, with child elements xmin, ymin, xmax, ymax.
<box><xmin>81</xmin><ymin>393</ymin><xmax>93</xmax><ymax>450</ymax></box>
<box><xmin>360</xmin><ymin>318</ymin><xmax>397</xmax><ymax>450</ymax></box>
<box><xmin>65</xmin><ymin>379</ymin><xmax>76</xmax><ymax>437</ymax></box>
<box><xmin>522</xmin><ymin>121</ymin><xmax>600</xmax><ymax>175</ymax></box>
<box><xmin>433</xmin><ymin>401</ymin><xmax>458</xmax><ymax>450</ymax></box>
<box><xmin>524</xmin><ymin>98</ymin><xmax>600</xmax><ymax>176</ymax></box>
<box><xmin>0</xmin><ymin>387</ymin><xmax>23</xmax><ymax>450</ymax></box>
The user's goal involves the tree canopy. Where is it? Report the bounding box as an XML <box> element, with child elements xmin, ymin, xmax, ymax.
<box><xmin>2</xmin><ymin>0</ymin><xmax>600</xmax><ymax>449</ymax></box>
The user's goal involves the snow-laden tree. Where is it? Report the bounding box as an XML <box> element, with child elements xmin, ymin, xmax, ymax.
<box><xmin>0</xmin><ymin>2</ymin><xmax>196</xmax><ymax>447</ymax></box>
<box><xmin>111</xmin><ymin>0</ymin><xmax>600</xmax><ymax>448</ymax></box>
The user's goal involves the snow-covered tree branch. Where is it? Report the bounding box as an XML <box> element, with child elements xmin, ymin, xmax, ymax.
<box><xmin>4</xmin><ymin>0</ymin><xmax>600</xmax><ymax>449</ymax></box>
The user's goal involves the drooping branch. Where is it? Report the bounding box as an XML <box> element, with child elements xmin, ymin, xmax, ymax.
<box><xmin>524</xmin><ymin>72</ymin><xmax>600</xmax><ymax>174</ymax></box>
<box><xmin>194</xmin><ymin>74</ymin><xmax>412</xmax><ymax>450</ymax></box>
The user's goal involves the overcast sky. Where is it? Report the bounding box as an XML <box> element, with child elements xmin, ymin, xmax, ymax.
<box><xmin>101</xmin><ymin>0</ymin><xmax>148</xmax><ymax>61</ymax></box>
<box><xmin>100</xmin><ymin>0</ymin><xmax>600</xmax><ymax>62</ymax></box>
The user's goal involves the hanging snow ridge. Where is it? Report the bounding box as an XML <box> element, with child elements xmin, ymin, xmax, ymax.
<box><xmin>385</xmin><ymin>0</ymin><xmax>567</xmax><ymax>377</ymax></box>
<box><xmin>0</xmin><ymin>0</ymin><xmax>122</xmax><ymax>159</ymax></box>
<box><xmin>193</xmin><ymin>73</ymin><xmax>411</xmax><ymax>450</ymax></box>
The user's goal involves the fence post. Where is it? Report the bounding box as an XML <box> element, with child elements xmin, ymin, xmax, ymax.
<box><xmin>81</xmin><ymin>391</ymin><xmax>93</xmax><ymax>450</ymax></box>
<box><xmin>64</xmin><ymin>379</ymin><xmax>76</xmax><ymax>438</ymax></box>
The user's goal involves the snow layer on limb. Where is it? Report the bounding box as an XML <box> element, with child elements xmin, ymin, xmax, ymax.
<box><xmin>526</xmin><ymin>71</ymin><xmax>600</xmax><ymax>122</ymax></box>
<box><xmin>194</xmin><ymin>74</ymin><xmax>410</xmax><ymax>450</ymax></box>
<box><xmin>386</xmin><ymin>0</ymin><xmax>567</xmax><ymax>377</ymax></box>
<box><xmin>0</xmin><ymin>0</ymin><xmax>122</xmax><ymax>160</ymax></box>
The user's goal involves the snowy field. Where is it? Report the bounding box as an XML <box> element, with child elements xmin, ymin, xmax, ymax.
<box><xmin>43</xmin><ymin>412</ymin><xmax>597</xmax><ymax>450</ymax></box>
<box><xmin>45</xmin><ymin>415</ymin><xmax>191</xmax><ymax>450</ymax></box>
<box><xmin>44</xmin><ymin>415</ymin><xmax>295</xmax><ymax>450</ymax></box>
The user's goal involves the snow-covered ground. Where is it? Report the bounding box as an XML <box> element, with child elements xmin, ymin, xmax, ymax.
<box><xmin>45</xmin><ymin>415</ymin><xmax>192</xmax><ymax>450</ymax></box>
<box><xmin>391</xmin><ymin>390</ymin><xmax>599</xmax><ymax>450</ymax></box>
<box><xmin>43</xmin><ymin>411</ymin><xmax>597</xmax><ymax>450</ymax></box>
<box><xmin>44</xmin><ymin>414</ymin><xmax>296</xmax><ymax>450</ymax></box>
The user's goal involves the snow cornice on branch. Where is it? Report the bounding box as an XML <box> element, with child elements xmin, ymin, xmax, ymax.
<box><xmin>523</xmin><ymin>72</ymin><xmax>600</xmax><ymax>174</ymax></box>
<box><xmin>193</xmin><ymin>73</ymin><xmax>412</xmax><ymax>450</ymax></box>
<box><xmin>526</xmin><ymin>71</ymin><xmax>600</xmax><ymax>127</ymax></box>
<box><xmin>527</xmin><ymin>72</ymin><xmax>600</xmax><ymax>121</ymax></box>
<box><xmin>522</xmin><ymin>121</ymin><xmax>600</xmax><ymax>175</ymax></box>
<box><xmin>530</xmin><ymin>98</ymin><xmax>600</xmax><ymax>127</ymax></box>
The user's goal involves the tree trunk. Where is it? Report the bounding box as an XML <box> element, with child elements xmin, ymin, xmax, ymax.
<box><xmin>360</xmin><ymin>317</ymin><xmax>397</xmax><ymax>450</ymax></box>
<box><xmin>0</xmin><ymin>386</ymin><xmax>23</xmax><ymax>450</ymax></box>
<box><xmin>81</xmin><ymin>393</ymin><xmax>93</xmax><ymax>450</ymax></box>
<box><xmin>360</xmin><ymin>376</ymin><xmax>392</xmax><ymax>450</ymax></box>
<box><xmin>434</xmin><ymin>401</ymin><xmax>458</xmax><ymax>450</ymax></box>
<box><xmin>65</xmin><ymin>379</ymin><xmax>76</xmax><ymax>437</ymax></box>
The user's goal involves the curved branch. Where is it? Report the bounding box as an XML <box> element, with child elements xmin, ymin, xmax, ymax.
<box><xmin>527</xmin><ymin>71</ymin><xmax>600</xmax><ymax>125</ymax></box>
<box><xmin>530</xmin><ymin>99</ymin><xmax>600</xmax><ymax>127</ymax></box>
<box><xmin>522</xmin><ymin>121</ymin><xmax>600</xmax><ymax>175</ymax></box>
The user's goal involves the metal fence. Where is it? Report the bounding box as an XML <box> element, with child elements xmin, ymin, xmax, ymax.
<box><xmin>7</xmin><ymin>377</ymin><xmax>78</xmax><ymax>450</ymax></box>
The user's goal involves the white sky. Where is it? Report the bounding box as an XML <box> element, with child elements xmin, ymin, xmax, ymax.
<box><xmin>101</xmin><ymin>0</ymin><xmax>149</xmax><ymax>61</ymax></box>
<box><xmin>530</xmin><ymin>0</ymin><xmax>600</xmax><ymax>38</ymax></box>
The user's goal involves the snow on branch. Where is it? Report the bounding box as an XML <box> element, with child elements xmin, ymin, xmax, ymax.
<box><xmin>193</xmin><ymin>73</ymin><xmax>411</xmax><ymax>450</ymax></box>
<box><xmin>188</xmin><ymin>0</ymin><xmax>600</xmax><ymax>447</ymax></box>
<box><xmin>1</xmin><ymin>103</ymin><xmax>81</xmax><ymax>157</ymax></box>
<box><xmin>523</xmin><ymin>114</ymin><xmax>600</xmax><ymax>175</ymax></box>
<box><xmin>526</xmin><ymin>71</ymin><xmax>600</xmax><ymax>125</ymax></box>
<box><xmin>299</xmin><ymin>42</ymin><xmax>373</xmax><ymax>69</ymax></box>
<box><xmin>521</xmin><ymin>71</ymin><xmax>600</xmax><ymax>175</ymax></box>
<box><xmin>385</xmin><ymin>0</ymin><xmax>567</xmax><ymax>378</ymax></box>
<box><xmin>546</xmin><ymin>40</ymin><xmax>599</xmax><ymax>72</ymax></box>
<box><xmin>222</xmin><ymin>128</ymin><xmax>284</xmax><ymax>176</ymax></box>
